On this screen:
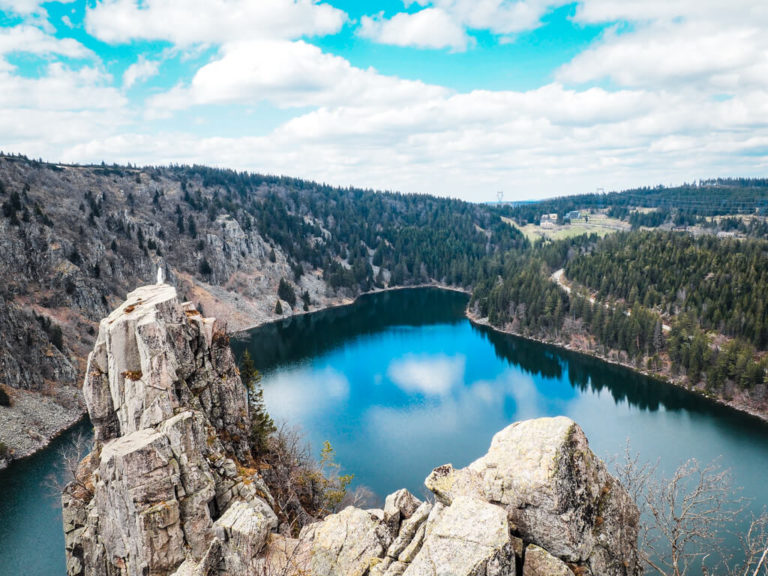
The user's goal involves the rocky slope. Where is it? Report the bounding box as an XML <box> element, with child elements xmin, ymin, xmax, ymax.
<box><xmin>0</xmin><ymin>155</ymin><xmax>514</xmax><ymax>462</ymax></box>
<box><xmin>63</xmin><ymin>284</ymin><xmax>640</xmax><ymax>576</ymax></box>
<box><xmin>0</xmin><ymin>157</ymin><xmax>311</xmax><ymax>461</ymax></box>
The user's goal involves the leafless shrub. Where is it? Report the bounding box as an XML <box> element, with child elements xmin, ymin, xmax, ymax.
<box><xmin>258</xmin><ymin>423</ymin><xmax>375</xmax><ymax>537</ymax></box>
<box><xmin>45</xmin><ymin>430</ymin><xmax>93</xmax><ymax>503</ymax></box>
<box><xmin>614</xmin><ymin>443</ymin><xmax>768</xmax><ymax>576</ymax></box>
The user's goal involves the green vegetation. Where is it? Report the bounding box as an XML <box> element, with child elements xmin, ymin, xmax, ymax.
<box><xmin>166</xmin><ymin>164</ymin><xmax>527</xmax><ymax>292</ymax></box>
<box><xmin>566</xmin><ymin>231</ymin><xmax>768</xmax><ymax>347</ymax></box>
<box><xmin>475</xmin><ymin>230</ymin><xmax>768</xmax><ymax>397</ymax></box>
<box><xmin>0</xmin><ymin>387</ymin><xmax>10</xmax><ymax>407</ymax></box>
<box><xmin>0</xmin><ymin>441</ymin><xmax>8</xmax><ymax>458</ymax></box>
<box><xmin>277</xmin><ymin>278</ymin><xmax>296</xmax><ymax>308</ymax></box>
<box><xmin>240</xmin><ymin>350</ymin><xmax>275</xmax><ymax>455</ymax></box>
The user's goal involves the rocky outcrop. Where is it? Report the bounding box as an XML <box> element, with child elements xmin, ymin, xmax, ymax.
<box><xmin>63</xmin><ymin>284</ymin><xmax>275</xmax><ymax>576</ymax></box>
<box><xmin>64</xmin><ymin>284</ymin><xmax>640</xmax><ymax>576</ymax></box>
<box><xmin>423</xmin><ymin>417</ymin><xmax>640</xmax><ymax>575</ymax></box>
<box><xmin>265</xmin><ymin>416</ymin><xmax>640</xmax><ymax>576</ymax></box>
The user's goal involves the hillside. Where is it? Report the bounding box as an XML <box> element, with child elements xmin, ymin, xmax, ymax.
<box><xmin>472</xmin><ymin>231</ymin><xmax>768</xmax><ymax>418</ymax></box>
<box><xmin>0</xmin><ymin>155</ymin><xmax>524</xmax><ymax>462</ymax></box>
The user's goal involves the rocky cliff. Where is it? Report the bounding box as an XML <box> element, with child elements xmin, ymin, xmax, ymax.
<box><xmin>0</xmin><ymin>155</ymin><xmax>512</xmax><ymax>463</ymax></box>
<box><xmin>64</xmin><ymin>284</ymin><xmax>640</xmax><ymax>576</ymax></box>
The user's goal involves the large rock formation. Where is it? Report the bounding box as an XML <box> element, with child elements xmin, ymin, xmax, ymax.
<box><xmin>63</xmin><ymin>284</ymin><xmax>276</xmax><ymax>576</ymax></box>
<box><xmin>64</xmin><ymin>284</ymin><xmax>640</xmax><ymax>576</ymax></box>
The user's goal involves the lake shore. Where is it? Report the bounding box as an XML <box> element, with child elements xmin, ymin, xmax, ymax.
<box><xmin>6</xmin><ymin>281</ymin><xmax>766</xmax><ymax>469</ymax></box>
<box><xmin>465</xmin><ymin>311</ymin><xmax>768</xmax><ymax>425</ymax></box>
<box><xmin>231</xmin><ymin>282</ymin><xmax>472</xmax><ymax>336</ymax></box>
<box><xmin>0</xmin><ymin>385</ymin><xmax>85</xmax><ymax>468</ymax></box>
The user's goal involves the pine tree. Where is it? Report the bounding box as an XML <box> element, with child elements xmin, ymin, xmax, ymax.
<box><xmin>275</xmin><ymin>299</ymin><xmax>283</xmax><ymax>314</ymax></box>
<box><xmin>240</xmin><ymin>350</ymin><xmax>275</xmax><ymax>455</ymax></box>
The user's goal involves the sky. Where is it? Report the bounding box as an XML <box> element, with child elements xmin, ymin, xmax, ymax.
<box><xmin>1</xmin><ymin>1</ymin><xmax>768</xmax><ymax>201</ymax></box>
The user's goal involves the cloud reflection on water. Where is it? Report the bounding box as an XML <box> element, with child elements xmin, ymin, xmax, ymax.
<box><xmin>387</xmin><ymin>354</ymin><xmax>466</xmax><ymax>396</ymax></box>
<box><xmin>263</xmin><ymin>365</ymin><xmax>350</xmax><ymax>421</ymax></box>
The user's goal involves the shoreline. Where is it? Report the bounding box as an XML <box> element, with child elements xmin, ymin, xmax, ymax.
<box><xmin>465</xmin><ymin>311</ymin><xmax>768</xmax><ymax>426</ymax></box>
<box><xmin>7</xmin><ymin>281</ymin><xmax>766</xmax><ymax>470</ymax></box>
<box><xmin>0</xmin><ymin>394</ymin><xmax>86</xmax><ymax>470</ymax></box>
<box><xmin>231</xmin><ymin>282</ymin><xmax>472</xmax><ymax>336</ymax></box>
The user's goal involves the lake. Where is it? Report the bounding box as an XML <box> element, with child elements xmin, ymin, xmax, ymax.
<box><xmin>2</xmin><ymin>287</ymin><xmax>767</xmax><ymax>575</ymax></box>
<box><xmin>233</xmin><ymin>288</ymin><xmax>768</xmax><ymax>505</ymax></box>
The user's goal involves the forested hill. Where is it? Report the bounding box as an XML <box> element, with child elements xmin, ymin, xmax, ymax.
<box><xmin>506</xmin><ymin>179</ymin><xmax>768</xmax><ymax>231</ymax></box>
<box><xmin>0</xmin><ymin>155</ymin><xmax>524</xmax><ymax>402</ymax></box>
<box><xmin>2</xmin><ymin>152</ymin><xmax>768</xmax><ymax>461</ymax></box>
<box><xmin>472</xmin><ymin>230</ymin><xmax>768</xmax><ymax>416</ymax></box>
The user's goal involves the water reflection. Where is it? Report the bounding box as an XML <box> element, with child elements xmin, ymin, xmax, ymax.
<box><xmin>238</xmin><ymin>288</ymin><xmax>768</xmax><ymax>559</ymax></box>
<box><xmin>231</xmin><ymin>288</ymin><xmax>468</xmax><ymax>374</ymax></box>
<box><xmin>388</xmin><ymin>354</ymin><xmax>466</xmax><ymax>396</ymax></box>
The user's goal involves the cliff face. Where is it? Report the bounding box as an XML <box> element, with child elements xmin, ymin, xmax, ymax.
<box><xmin>0</xmin><ymin>157</ymin><xmax>301</xmax><ymax>461</ymax></box>
<box><xmin>63</xmin><ymin>284</ymin><xmax>277</xmax><ymax>576</ymax></box>
<box><xmin>64</xmin><ymin>285</ymin><xmax>640</xmax><ymax>576</ymax></box>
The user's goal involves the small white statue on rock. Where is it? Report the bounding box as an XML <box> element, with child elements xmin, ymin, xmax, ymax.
<box><xmin>156</xmin><ymin>263</ymin><xmax>165</xmax><ymax>285</ymax></box>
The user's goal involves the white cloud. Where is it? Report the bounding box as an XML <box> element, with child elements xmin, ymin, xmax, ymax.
<box><xmin>573</xmin><ymin>0</ymin><xmax>768</xmax><ymax>27</ymax></box>
<box><xmin>0</xmin><ymin>25</ymin><xmax>92</xmax><ymax>58</ymax></box>
<box><xmin>422</xmin><ymin>0</ymin><xmax>567</xmax><ymax>35</ymax></box>
<box><xmin>0</xmin><ymin>62</ymin><xmax>129</xmax><ymax>162</ymax></box>
<box><xmin>262</xmin><ymin>366</ymin><xmax>349</xmax><ymax>421</ymax></box>
<box><xmin>85</xmin><ymin>0</ymin><xmax>347</xmax><ymax>46</ymax></box>
<box><xmin>558</xmin><ymin>21</ymin><xmax>768</xmax><ymax>92</ymax></box>
<box><xmin>146</xmin><ymin>39</ymin><xmax>448</xmax><ymax>116</ymax></box>
<box><xmin>388</xmin><ymin>354</ymin><xmax>466</xmax><ymax>396</ymax></box>
<box><xmin>82</xmin><ymin>79</ymin><xmax>768</xmax><ymax>199</ymax></box>
<box><xmin>360</xmin><ymin>0</ymin><xmax>569</xmax><ymax>49</ymax></box>
<box><xmin>0</xmin><ymin>0</ymin><xmax>76</xmax><ymax>18</ymax></box>
<box><xmin>359</xmin><ymin>8</ymin><xmax>471</xmax><ymax>51</ymax></box>
<box><xmin>5</xmin><ymin>0</ymin><xmax>768</xmax><ymax>201</ymax></box>
<box><xmin>123</xmin><ymin>56</ymin><xmax>160</xmax><ymax>88</ymax></box>
<box><xmin>0</xmin><ymin>0</ymin><xmax>44</xmax><ymax>15</ymax></box>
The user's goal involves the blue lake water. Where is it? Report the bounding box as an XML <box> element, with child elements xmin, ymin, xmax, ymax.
<box><xmin>234</xmin><ymin>287</ymin><xmax>768</xmax><ymax>527</ymax></box>
<box><xmin>2</xmin><ymin>287</ymin><xmax>768</xmax><ymax>575</ymax></box>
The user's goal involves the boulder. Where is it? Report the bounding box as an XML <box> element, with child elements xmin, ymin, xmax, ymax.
<box><xmin>298</xmin><ymin>506</ymin><xmax>394</xmax><ymax>576</ymax></box>
<box><xmin>421</xmin><ymin>417</ymin><xmax>639</xmax><ymax>574</ymax></box>
<box><xmin>402</xmin><ymin>496</ymin><xmax>514</xmax><ymax>576</ymax></box>
<box><xmin>384</xmin><ymin>488</ymin><xmax>423</xmax><ymax>532</ymax></box>
<box><xmin>523</xmin><ymin>545</ymin><xmax>573</xmax><ymax>576</ymax></box>
<box><xmin>214</xmin><ymin>499</ymin><xmax>278</xmax><ymax>575</ymax></box>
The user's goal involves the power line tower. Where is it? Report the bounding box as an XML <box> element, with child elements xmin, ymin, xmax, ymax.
<box><xmin>497</xmin><ymin>190</ymin><xmax>504</xmax><ymax>205</ymax></box>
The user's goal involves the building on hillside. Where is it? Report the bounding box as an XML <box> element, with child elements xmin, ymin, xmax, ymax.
<box><xmin>565</xmin><ymin>210</ymin><xmax>582</xmax><ymax>221</ymax></box>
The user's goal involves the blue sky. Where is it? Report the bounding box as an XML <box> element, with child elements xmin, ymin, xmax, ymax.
<box><xmin>1</xmin><ymin>0</ymin><xmax>767</xmax><ymax>201</ymax></box>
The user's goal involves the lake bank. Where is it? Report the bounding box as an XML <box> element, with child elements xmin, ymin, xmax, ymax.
<box><xmin>238</xmin><ymin>280</ymin><xmax>768</xmax><ymax>426</ymax></box>
<box><xmin>466</xmin><ymin>311</ymin><xmax>768</xmax><ymax>425</ymax></box>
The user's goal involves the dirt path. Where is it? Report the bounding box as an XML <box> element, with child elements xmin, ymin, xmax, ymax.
<box><xmin>551</xmin><ymin>268</ymin><xmax>670</xmax><ymax>332</ymax></box>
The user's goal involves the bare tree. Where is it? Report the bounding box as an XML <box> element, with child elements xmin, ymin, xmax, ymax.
<box><xmin>45</xmin><ymin>430</ymin><xmax>93</xmax><ymax>502</ymax></box>
<box><xmin>614</xmin><ymin>445</ymin><xmax>768</xmax><ymax>576</ymax></box>
<box><xmin>723</xmin><ymin>513</ymin><xmax>768</xmax><ymax>576</ymax></box>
